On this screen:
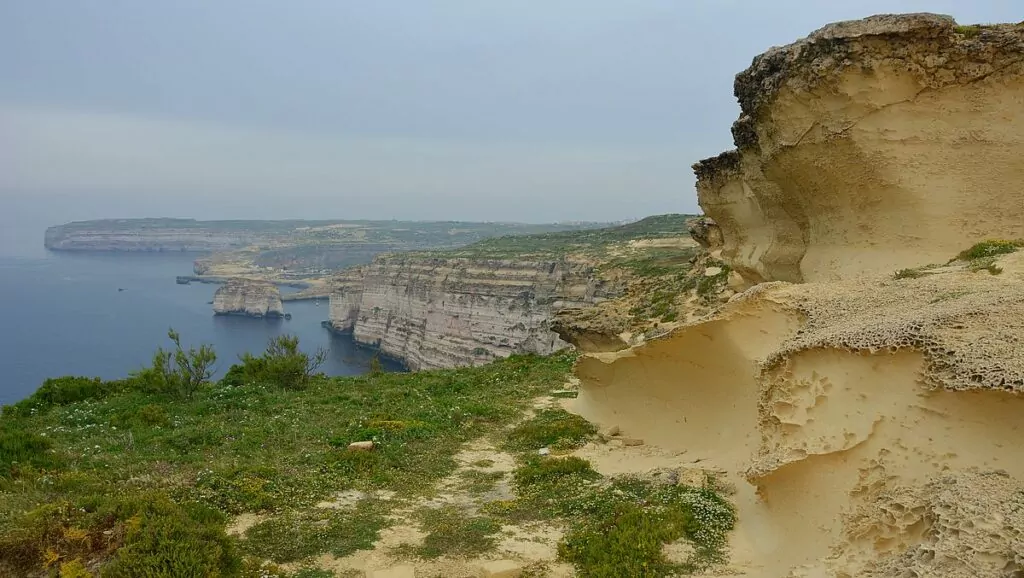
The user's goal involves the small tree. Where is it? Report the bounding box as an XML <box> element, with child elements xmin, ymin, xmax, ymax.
<box><xmin>151</xmin><ymin>329</ymin><xmax>217</xmax><ymax>399</ymax></box>
<box><xmin>236</xmin><ymin>335</ymin><xmax>326</xmax><ymax>390</ymax></box>
<box><xmin>368</xmin><ymin>354</ymin><xmax>383</xmax><ymax>377</ymax></box>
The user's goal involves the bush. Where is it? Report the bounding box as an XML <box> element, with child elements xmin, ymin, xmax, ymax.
<box><xmin>505</xmin><ymin>409</ymin><xmax>597</xmax><ymax>451</ymax></box>
<box><xmin>557</xmin><ymin>480</ymin><xmax>736</xmax><ymax>577</ymax></box>
<box><xmin>27</xmin><ymin>376</ymin><xmax>112</xmax><ymax>406</ymax></box>
<box><xmin>102</xmin><ymin>496</ymin><xmax>240</xmax><ymax>577</ymax></box>
<box><xmin>956</xmin><ymin>239</ymin><xmax>1024</xmax><ymax>261</ymax></box>
<box><xmin>140</xmin><ymin>329</ymin><xmax>217</xmax><ymax>400</ymax></box>
<box><xmin>0</xmin><ymin>493</ymin><xmax>238</xmax><ymax>577</ymax></box>
<box><xmin>227</xmin><ymin>335</ymin><xmax>326</xmax><ymax>390</ymax></box>
<box><xmin>0</xmin><ymin>426</ymin><xmax>60</xmax><ymax>477</ymax></box>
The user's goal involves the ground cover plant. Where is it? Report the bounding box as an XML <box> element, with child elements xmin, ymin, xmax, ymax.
<box><xmin>0</xmin><ymin>336</ymin><xmax>576</xmax><ymax>575</ymax></box>
<box><xmin>1</xmin><ymin>331</ymin><xmax>736</xmax><ymax>576</ymax></box>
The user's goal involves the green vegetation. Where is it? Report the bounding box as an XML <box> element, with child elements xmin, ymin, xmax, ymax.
<box><xmin>486</xmin><ymin>411</ymin><xmax>737</xmax><ymax>576</ymax></box>
<box><xmin>457</xmin><ymin>469</ymin><xmax>505</xmax><ymax>494</ymax></box>
<box><xmin>954</xmin><ymin>24</ymin><xmax>984</xmax><ymax>38</ymax></box>
<box><xmin>147</xmin><ymin>329</ymin><xmax>217</xmax><ymax>400</ymax></box>
<box><xmin>558</xmin><ymin>478</ymin><xmax>735</xmax><ymax>576</ymax></box>
<box><xmin>1</xmin><ymin>327</ymin><xmax>739</xmax><ymax>575</ymax></box>
<box><xmin>241</xmin><ymin>501</ymin><xmax>386</xmax><ymax>563</ymax></box>
<box><xmin>505</xmin><ymin>408</ymin><xmax>597</xmax><ymax>452</ymax></box>
<box><xmin>951</xmin><ymin>239</ymin><xmax>1023</xmax><ymax>275</ymax></box>
<box><xmin>419</xmin><ymin>214</ymin><xmax>696</xmax><ymax>261</ymax></box>
<box><xmin>956</xmin><ymin>239</ymin><xmax>1024</xmax><ymax>261</ymax></box>
<box><xmin>411</xmin><ymin>506</ymin><xmax>501</xmax><ymax>559</ymax></box>
<box><xmin>0</xmin><ymin>334</ymin><xmax>577</xmax><ymax>575</ymax></box>
<box><xmin>223</xmin><ymin>335</ymin><xmax>326</xmax><ymax>390</ymax></box>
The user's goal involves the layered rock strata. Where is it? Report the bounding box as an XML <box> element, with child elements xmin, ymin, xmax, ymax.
<box><xmin>212</xmin><ymin>279</ymin><xmax>285</xmax><ymax>318</ymax></box>
<box><xmin>693</xmin><ymin>14</ymin><xmax>1024</xmax><ymax>284</ymax></box>
<box><xmin>327</xmin><ymin>256</ymin><xmax>619</xmax><ymax>370</ymax></box>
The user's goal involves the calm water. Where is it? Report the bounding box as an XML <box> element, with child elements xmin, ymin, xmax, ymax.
<box><xmin>0</xmin><ymin>250</ymin><xmax>399</xmax><ymax>405</ymax></box>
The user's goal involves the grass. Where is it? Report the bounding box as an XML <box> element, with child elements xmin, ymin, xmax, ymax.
<box><xmin>0</xmin><ymin>344</ymin><xmax>578</xmax><ymax>575</ymax></box>
<box><xmin>486</xmin><ymin>454</ymin><xmax>736</xmax><ymax>576</ymax></box>
<box><xmin>504</xmin><ymin>408</ymin><xmax>597</xmax><ymax>452</ymax></box>
<box><xmin>487</xmin><ymin>409</ymin><xmax>737</xmax><ymax>575</ymax></box>
<box><xmin>1</xmin><ymin>336</ymin><xmax>740</xmax><ymax>575</ymax></box>
<box><xmin>410</xmin><ymin>506</ymin><xmax>502</xmax><ymax>559</ymax></box>
<box><xmin>240</xmin><ymin>500</ymin><xmax>386</xmax><ymax>563</ymax></box>
<box><xmin>458</xmin><ymin>469</ymin><xmax>505</xmax><ymax>494</ymax></box>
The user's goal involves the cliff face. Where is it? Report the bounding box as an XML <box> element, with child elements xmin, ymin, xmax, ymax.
<box><xmin>212</xmin><ymin>279</ymin><xmax>285</xmax><ymax>318</ymax></box>
<box><xmin>328</xmin><ymin>256</ymin><xmax>618</xmax><ymax>370</ymax></box>
<box><xmin>44</xmin><ymin>220</ymin><xmax>256</xmax><ymax>252</ymax></box>
<box><xmin>693</xmin><ymin>14</ymin><xmax>1024</xmax><ymax>284</ymax></box>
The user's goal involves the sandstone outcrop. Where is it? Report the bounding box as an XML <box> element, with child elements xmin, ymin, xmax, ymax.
<box><xmin>327</xmin><ymin>256</ymin><xmax>619</xmax><ymax>370</ymax></box>
<box><xmin>567</xmin><ymin>14</ymin><xmax>1024</xmax><ymax>577</ymax></box>
<box><xmin>572</xmin><ymin>252</ymin><xmax>1024</xmax><ymax>577</ymax></box>
<box><xmin>693</xmin><ymin>14</ymin><xmax>1024</xmax><ymax>285</ymax></box>
<box><xmin>212</xmin><ymin>279</ymin><xmax>285</xmax><ymax>318</ymax></box>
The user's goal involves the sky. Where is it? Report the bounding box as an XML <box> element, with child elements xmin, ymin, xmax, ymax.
<box><xmin>1</xmin><ymin>1</ymin><xmax>1019</xmax><ymax>231</ymax></box>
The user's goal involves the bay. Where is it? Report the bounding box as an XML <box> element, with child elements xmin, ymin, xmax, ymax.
<box><xmin>0</xmin><ymin>250</ymin><xmax>399</xmax><ymax>405</ymax></box>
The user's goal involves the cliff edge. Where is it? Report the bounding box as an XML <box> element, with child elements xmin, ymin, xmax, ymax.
<box><xmin>693</xmin><ymin>14</ymin><xmax>1024</xmax><ymax>284</ymax></box>
<box><xmin>212</xmin><ymin>279</ymin><xmax>285</xmax><ymax>318</ymax></box>
<box><xmin>328</xmin><ymin>256</ymin><xmax>618</xmax><ymax>370</ymax></box>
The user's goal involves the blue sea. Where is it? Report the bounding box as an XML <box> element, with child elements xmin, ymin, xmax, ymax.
<box><xmin>0</xmin><ymin>249</ymin><xmax>399</xmax><ymax>405</ymax></box>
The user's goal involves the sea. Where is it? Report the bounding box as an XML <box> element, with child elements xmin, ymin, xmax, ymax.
<box><xmin>0</xmin><ymin>239</ymin><xmax>401</xmax><ymax>405</ymax></box>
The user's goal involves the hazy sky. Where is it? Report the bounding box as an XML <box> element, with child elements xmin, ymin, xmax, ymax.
<box><xmin>1</xmin><ymin>1</ymin><xmax>1018</xmax><ymax>226</ymax></box>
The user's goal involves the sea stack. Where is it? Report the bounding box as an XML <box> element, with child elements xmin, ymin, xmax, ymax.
<box><xmin>212</xmin><ymin>278</ymin><xmax>285</xmax><ymax>318</ymax></box>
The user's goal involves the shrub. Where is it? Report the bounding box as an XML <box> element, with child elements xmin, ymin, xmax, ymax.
<box><xmin>557</xmin><ymin>480</ymin><xmax>736</xmax><ymax>576</ymax></box>
<box><xmin>142</xmin><ymin>328</ymin><xmax>217</xmax><ymax>400</ymax></box>
<box><xmin>27</xmin><ymin>376</ymin><xmax>112</xmax><ymax>406</ymax></box>
<box><xmin>956</xmin><ymin>239</ymin><xmax>1024</xmax><ymax>261</ymax></box>
<box><xmin>505</xmin><ymin>409</ymin><xmax>597</xmax><ymax>452</ymax></box>
<box><xmin>0</xmin><ymin>426</ymin><xmax>60</xmax><ymax>477</ymax></box>
<box><xmin>228</xmin><ymin>335</ymin><xmax>326</xmax><ymax>390</ymax></box>
<box><xmin>102</xmin><ymin>496</ymin><xmax>240</xmax><ymax>577</ymax></box>
<box><xmin>513</xmin><ymin>455</ymin><xmax>599</xmax><ymax>488</ymax></box>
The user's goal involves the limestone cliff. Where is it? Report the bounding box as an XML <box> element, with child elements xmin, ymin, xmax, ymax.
<box><xmin>328</xmin><ymin>256</ymin><xmax>618</xmax><ymax>370</ymax></box>
<box><xmin>693</xmin><ymin>14</ymin><xmax>1024</xmax><ymax>284</ymax></box>
<box><xmin>44</xmin><ymin>219</ymin><xmax>258</xmax><ymax>252</ymax></box>
<box><xmin>212</xmin><ymin>279</ymin><xmax>285</xmax><ymax>318</ymax></box>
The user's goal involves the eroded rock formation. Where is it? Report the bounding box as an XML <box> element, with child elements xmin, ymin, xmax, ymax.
<box><xmin>212</xmin><ymin>279</ymin><xmax>285</xmax><ymax>318</ymax></box>
<box><xmin>327</xmin><ymin>256</ymin><xmax>619</xmax><ymax>370</ymax></box>
<box><xmin>568</xmin><ymin>13</ymin><xmax>1024</xmax><ymax>577</ymax></box>
<box><xmin>572</xmin><ymin>251</ymin><xmax>1024</xmax><ymax>577</ymax></box>
<box><xmin>693</xmin><ymin>14</ymin><xmax>1024</xmax><ymax>284</ymax></box>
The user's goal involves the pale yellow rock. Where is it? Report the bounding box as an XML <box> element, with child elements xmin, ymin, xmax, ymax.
<box><xmin>348</xmin><ymin>441</ymin><xmax>374</xmax><ymax>451</ymax></box>
<box><xmin>693</xmin><ymin>13</ymin><xmax>1024</xmax><ymax>285</ymax></box>
<box><xmin>212</xmin><ymin>278</ymin><xmax>284</xmax><ymax>318</ymax></box>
